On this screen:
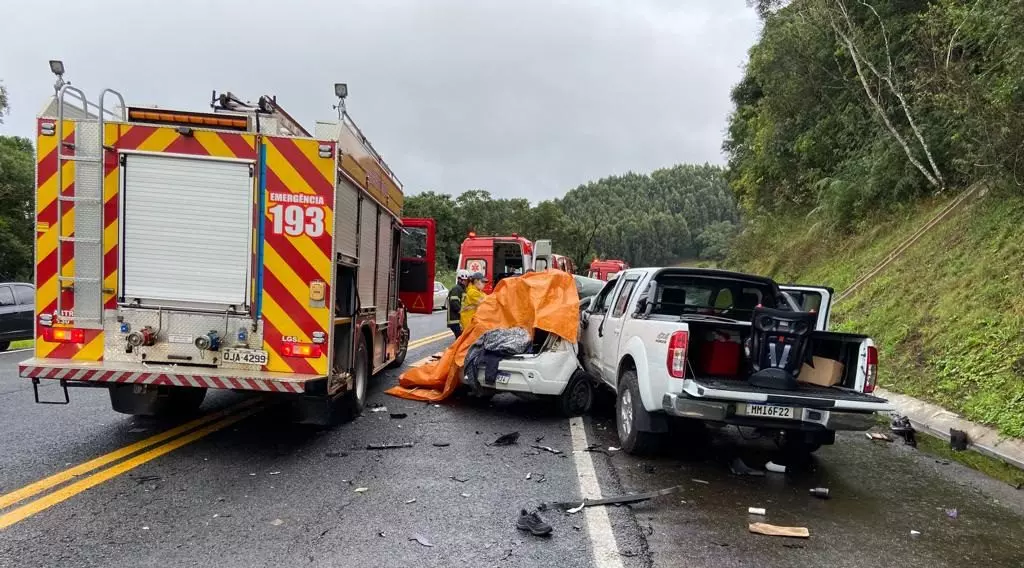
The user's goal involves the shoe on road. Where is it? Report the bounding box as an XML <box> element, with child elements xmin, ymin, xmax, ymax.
<box><xmin>516</xmin><ymin>509</ymin><xmax>553</xmax><ymax>536</ymax></box>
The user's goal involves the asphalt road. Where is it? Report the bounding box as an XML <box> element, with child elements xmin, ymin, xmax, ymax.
<box><xmin>1</xmin><ymin>312</ymin><xmax>1023</xmax><ymax>567</ymax></box>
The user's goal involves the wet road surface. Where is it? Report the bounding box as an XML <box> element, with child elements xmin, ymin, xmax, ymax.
<box><xmin>1</xmin><ymin>312</ymin><xmax>1023</xmax><ymax>567</ymax></box>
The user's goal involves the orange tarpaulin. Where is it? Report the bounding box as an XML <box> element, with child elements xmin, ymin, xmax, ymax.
<box><xmin>386</xmin><ymin>270</ymin><xmax>580</xmax><ymax>402</ymax></box>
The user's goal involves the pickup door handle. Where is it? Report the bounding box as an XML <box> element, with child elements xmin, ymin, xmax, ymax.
<box><xmin>613</xmin><ymin>328</ymin><xmax>621</xmax><ymax>335</ymax></box>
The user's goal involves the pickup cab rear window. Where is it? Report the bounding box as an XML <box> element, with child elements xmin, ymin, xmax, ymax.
<box><xmin>648</xmin><ymin>276</ymin><xmax>776</xmax><ymax>320</ymax></box>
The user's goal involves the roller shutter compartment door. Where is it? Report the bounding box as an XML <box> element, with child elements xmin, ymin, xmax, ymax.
<box><xmin>121</xmin><ymin>154</ymin><xmax>253</xmax><ymax>306</ymax></box>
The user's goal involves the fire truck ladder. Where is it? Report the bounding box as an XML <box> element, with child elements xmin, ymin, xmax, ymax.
<box><xmin>55</xmin><ymin>85</ymin><xmax>126</xmax><ymax>329</ymax></box>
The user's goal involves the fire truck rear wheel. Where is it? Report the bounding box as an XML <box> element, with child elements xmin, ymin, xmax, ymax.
<box><xmin>340</xmin><ymin>334</ymin><xmax>369</xmax><ymax>419</ymax></box>
<box><xmin>387</xmin><ymin>321</ymin><xmax>410</xmax><ymax>369</ymax></box>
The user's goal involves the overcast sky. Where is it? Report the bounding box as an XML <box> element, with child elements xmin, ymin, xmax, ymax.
<box><xmin>0</xmin><ymin>0</ymin><xmax>759</xmax><ymax>202</ymax></box>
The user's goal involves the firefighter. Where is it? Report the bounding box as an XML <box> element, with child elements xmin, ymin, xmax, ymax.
<box><xmin>460</xmin><ymin>272</ymin><xmax>487</xmax><ymax>331</ymax></box>
<box><xmin>447</xmin><ymin>270</ymin><xmax>470</xmax><ymax>338</ymax></box>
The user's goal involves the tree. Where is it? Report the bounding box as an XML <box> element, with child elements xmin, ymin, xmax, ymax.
<box><xmin>0</xmin><ymin>81</ymin><xmax>8</xmax><ymax>124</ymax></box>
<box><xmin>0</xmin><ymin>136</ymin><xmax>35</xmax><ymax>281</ymax></box>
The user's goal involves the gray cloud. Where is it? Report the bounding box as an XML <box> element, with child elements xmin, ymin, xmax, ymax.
<box><xmin>0</xmin><ymin>0</ymin><xmax>758</xmax><ymax>201</ymax></box>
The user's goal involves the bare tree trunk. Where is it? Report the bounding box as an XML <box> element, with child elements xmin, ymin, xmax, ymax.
<box><xmin>827</xmin><ymin>10</ymin><xmax>942</xmax><ymax>189</ymax></box>
<box><xmin>852</xmin><ymin>1</ymin><xmax>946</xmax><ymax>189</ymax></box>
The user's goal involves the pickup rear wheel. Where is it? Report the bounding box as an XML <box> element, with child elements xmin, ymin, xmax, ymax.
<box><xmin>616</xmin><ymin>369</ymin><xmax>661</xmax><ymax>455</ymax></box>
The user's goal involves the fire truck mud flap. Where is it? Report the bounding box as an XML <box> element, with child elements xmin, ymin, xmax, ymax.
<box><xmin>19</xmin><ymin>358</ymin><xmax>324</xmax><ymax>395</ymax></box>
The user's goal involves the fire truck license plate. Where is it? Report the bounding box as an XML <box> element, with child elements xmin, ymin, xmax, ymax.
<box><xmin>742</xmin><ymin>403</ymin><xmax>797</xmax><ymax>419</ymax></box>
<box><xmin>222</xmin><ymin>348</ymin><xmax>268</xmax><ymax>366</ymax></box>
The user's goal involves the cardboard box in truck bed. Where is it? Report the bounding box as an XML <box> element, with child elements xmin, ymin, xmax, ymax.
<box><xmin>799</xmin><ymin>356</ymin><xmax>844</xmax><ymax>387</ymax></box>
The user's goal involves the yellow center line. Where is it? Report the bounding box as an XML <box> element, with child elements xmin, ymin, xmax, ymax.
<box><xmin>0</xmin><ymin>397</ymin><xmax>260</xmax><ymax>512</ymax></box>
<box><xmin>0</xmin><ymin>403</ymin><xmax>267</xmax><ymax>531</ymax></box>
<box><xmin>407</xmin><ymin>331</ymin><xmax>453</xmax><ymax>350</ymax></box>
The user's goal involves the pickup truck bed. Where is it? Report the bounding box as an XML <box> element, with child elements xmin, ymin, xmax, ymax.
<box><xmin>689</xmin><ymin>377</ymin><xmax>887</xmax><ymax>406</ymax></box>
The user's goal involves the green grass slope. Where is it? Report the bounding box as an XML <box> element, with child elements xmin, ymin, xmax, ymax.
<box><xmin>731</xmin><ymin>187</ymin><xmax>1024</xmax><ymax>438</ymax></box>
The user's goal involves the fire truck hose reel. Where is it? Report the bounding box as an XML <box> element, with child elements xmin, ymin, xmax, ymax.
<box><xmin>126</xmin><ymin>326</ymin><xmax>157</xmax><ymax>348</ymax></box>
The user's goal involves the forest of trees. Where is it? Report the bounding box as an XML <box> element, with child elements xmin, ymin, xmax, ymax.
<box><xmin>402</xmin><ymin>164</ymin><xmax>740</xmax><ymax>270</ymax></box>
<box><xmin>729</xmin><ymin>0</ymin><xmax>1024</xmax><ymax>230</ymax></box>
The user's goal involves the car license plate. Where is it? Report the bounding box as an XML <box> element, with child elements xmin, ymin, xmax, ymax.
<box><xmin>743</xmin><ymin>403</ymin><xmax>796</xmax><ymax>419</ymax></box>
<box><xmin>222</xmin><ymin>348</ymin><xmax>268</xmax><ymax>366</ymax></box>
<box><xmin>495</xmin><ymin>371</ymin><xmax>511</xmax><ymax>384</ymax></box>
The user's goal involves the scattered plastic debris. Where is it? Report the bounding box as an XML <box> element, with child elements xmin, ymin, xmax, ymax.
<box><xmin>692</xmin><ymin>478</ymin><xmax>710</xmax><ymax>485</ymax></box>
<box><xmin>783</xmin><ymin>544</ymin><xmax>805</xmax><ymax>549</ymax></box>
<box><xmin>461</xmin><ymin>493</ymin><xmax>471</xmax><ymax>498</ymax></box>
<box><xmin>748</xmin><ymin>507</ymin><xmax>767</xmax><ymax>516</ymax></box>
<box><xmin>378</xmin><ymin>531</ymin><xmax>387</xmax><ymax>537</ymax></box>
<box><xmin>526</xmin><ymin>473</ymin><xmax>532</xmax><ymax>480</ymax></box>
<box><xmin>490</xmin><ymin>432</ymin><xmax>521</xmax><ymax>446</ymax></box>
<box><xmin>608</xmin><ymin>446</ymin><xmax>620</xmax><ymax>452</ymax></box>
<box><xmin>891</xmin><ymin>415</ymin><xmax>917</xmax><ymax>447</ymax></box>
<box><xmin>142</xmin><ymin>526</ymin><xmax>150</xmax><ymax>531</ymax></box>
<box><xmin>535</xmin><ymin>436</ymin><xmax>545</xmax><ymax>443</ymax></box>
<box><xmin>749</xmin><ymin>523</ymin><xmax>810</xmax><ymax>538</ymax></box>
<box><xmin>910</xmin><ymin>530</ymin><xmax>921</xmax><ymax>536</ymax></box>
<box><xmin>765</xmin><ymin>461</ymin><xmax>787</xmax><ymax>474</ymax></box>
<box><xmin>270</xmin><ymin>519</ymin><xmax>284</xmax><ymax>526</ymax></box>
<box><xmin>367</xmin><ymin>442</ymin><xmax>414</xmax><ymax>450</ymax></box>
<box><xmin>410</xmin><ymin>533</ymin><xmax>434</xmax><ymax>547</ymax></box>
<box><xmin>390</xmin><ymin>412</ymin><xmax>408</xmax><ymax>419</ymax></box>
<box><xmin>354</xmin><ymin>487</ymin><xmax>369</xmax><ymax>493</ymax></box>
<box><xmin>730</xmin><ymin>457</ymin><xmax>765</xmax><ymax>477</ymax></box>
<box><xmin>566</xmin><ymin>502</ymin><xmax>585</xmax><ymax>514</ymax></box>
<box><xmin>432</xmin><ymin>442</ymin><xmax>450</xmax><ymax>447</ymax></box>
<box><xmin>531</xmin><ymin>444</ymin><xmax>563</xmax><ymax>455</ymax></box>
<box><xmin>950</xmin><ymin>429</ymin><xmax>969</xmax><ymax>451</ymax></box>
<box><xmin>584</xmin><ymin>444</ymin><xmax>610</xmax><ymax>455</ymax></box>
<box><xmin>946</xmin><ymin>508</ymin><xmax>959</xmax><ymax>520</ymax></box>
<box><xmin>269</xmin><ymin>471</ymin><xmax>281</xmax><ymax>476</ymax></box>
<box><xmin>405</xmin><ymin>498</ymin><xmax>417</xmax><ymax>504</ymax></box>
<box><xmin>809</xmin><ymin>487</ymin><xmax>830</xmax><ymax>499</ymax></box>
<box><xmin>449</xmin><ymin>476</ymin><xmax>470</xmax><ymax>483</ymax></box>
<box><xmin>866</xmin><ymin>432</ymin><xmax>892</xmax><ymax>442</ymax></box>
<box><xmin>534</xmin><ymin>474</ymin><xmax>547</xmax><ymax>483</ymax></box>
<box><xmin>369</xmin><ymin>405</ymin><xmax>388</xmax><ymax>413</ymax></box>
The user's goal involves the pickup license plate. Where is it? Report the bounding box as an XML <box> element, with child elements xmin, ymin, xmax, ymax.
<box><xmin>743</xmin><ymin>403</ymin><xmax>797</xmax><ymax>419</ymax></box>
<box><xmin>222</xmin><ymin>348</ymin><xmax>268</xmax><ymax>366</ymax></box>
<box><xmin>495</xmin><ymin>371</ymin><xmax>511</xmax><ymax>384</ymax></box>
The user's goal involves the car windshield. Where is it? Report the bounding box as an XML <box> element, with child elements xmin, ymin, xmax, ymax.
<box><xmin>647</xmin><ymin>274</ymin><xmax>777</xmax><ymax>321</ymax></box>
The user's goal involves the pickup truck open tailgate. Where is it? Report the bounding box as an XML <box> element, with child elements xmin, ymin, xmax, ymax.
<box><xmin>681</xmin><ymin>378</ymin><xmax>894</xmax><ymax>412</ymax></box>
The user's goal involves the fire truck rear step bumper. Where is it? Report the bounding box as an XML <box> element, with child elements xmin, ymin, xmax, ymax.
<box><xmin>19</xmin><ymin>358</ymin><xmax>323</xmax><ymax>394</ymax></box>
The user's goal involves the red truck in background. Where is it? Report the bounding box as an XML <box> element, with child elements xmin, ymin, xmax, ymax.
<box><xmin>587</xmin><ymin>259</ymin><xmax>629</xmax><ymax>281</ymax></box>
<box><xmin>457</xmin><ymin>234</ymin><xmax>575</xmax><ymax>292</ymax></box>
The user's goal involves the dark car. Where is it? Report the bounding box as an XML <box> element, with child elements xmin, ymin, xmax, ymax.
<box><xmin>0</xmin><ymin>283</ymin><xmax>34</xmax><ymax>351</ymax></box>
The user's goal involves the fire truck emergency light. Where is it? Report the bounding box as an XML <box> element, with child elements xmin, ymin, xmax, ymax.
<box><xmin>49</xmin><ymin>60</ymin><xmax>65</xmax><ymax>77</ymax></box>
<box><xmin>334</xmin><ymin>83</ymin><xmax>348</xmax><ymax>99</ymax></box>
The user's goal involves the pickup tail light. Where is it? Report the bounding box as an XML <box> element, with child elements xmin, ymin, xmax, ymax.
<box><xmin>864</xmin><ymin>345</ymin><xmax>878</xmax><ymax>393</ymax></box>
<box><xmin>282</xmin><ymin>342</ymin><xmax>322</xmax><ymax>358</ymax></box>
<box><xmin>667</xmin><ymin>331</ymin><xmax>689</xmax><ymax>379</ymax></box>
<box><xmin>44</xmin><ymin>327</ymin><xmax>86</xmax><ymax>344</ymax></box>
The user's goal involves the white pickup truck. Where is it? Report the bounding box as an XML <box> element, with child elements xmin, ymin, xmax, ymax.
<box><xmin>579</xmin><ymin>267</ymin><xmax>893</xmax><ymax>455</ymax></box>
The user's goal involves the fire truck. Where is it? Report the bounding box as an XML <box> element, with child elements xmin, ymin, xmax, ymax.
<box><xmin>457</xmin><ymin>234</ymin><xmax>575</xmax><ymax>292</ymax></box>
<box><xmin>18</xmin><ymin>64</ymin><xmax>436</xmax><ymax>424</ymax></box>
<box><xmin>587</xmin><ymin>259</ymin><xmax>629</xmax><ymax>281</ymax></box>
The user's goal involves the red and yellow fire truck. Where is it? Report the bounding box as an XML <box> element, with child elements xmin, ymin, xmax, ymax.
<box><xmin>19</xmin><ymin>70</ymin><xmax>436</xmax><ymax>424</ymax></box>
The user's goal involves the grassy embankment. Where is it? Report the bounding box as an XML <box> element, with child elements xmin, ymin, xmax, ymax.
<box><xmin>729</xmin><ymin>185</ymin><xmax>1024</xmax><ymax>439</ymax></box>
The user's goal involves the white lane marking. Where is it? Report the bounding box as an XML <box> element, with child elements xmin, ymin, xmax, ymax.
<box><xmin>0</xmin><ymin>348</ymin><xmax>34</xmax><ymax>356</ymax></box>
<box><xmin>569</xmin><ymin>416</ymin><xmax>625</xmax><ymax>568</ymax></box>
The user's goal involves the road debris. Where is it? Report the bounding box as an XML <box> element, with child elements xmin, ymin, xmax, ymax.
<box><xmin>354</xmin><ymin>487</ymin><xmax>369</xmax><ymax>493</ymax></box>
<box><xmin>326</xmin><ymin>451</ymin><xmax>349</xmax><ymax>458</ymax></box>
<box><xmin>891</xmin><ymin>415</ymin><xmax>917</xmax><ymax>447</ymax></box>
<box><xmin>950</xmin><ymin>429</ymin><xmax>969</xmax><ymax>451</ymax></box>
<box><xmin>525</xmin><ymin>472</ymin><xmax>532</xmax><ymax>480</ymax></box>
<box><xmin>557</xmin><ymin>486</ymin><xmax>679</xmax><ymax>510</ymax></box>
<box><xmin>449</xmin><ymin>475</ymin><xmax>470</xmax><ymax>483</ymax></box>
<box><xmin>269</xmin><ymin>471</ymin><xmax>281</xmax><ymax>476</ymax></box>
<box><xmin>910</xmin><ymin>530</ymin><xmax>921</xmax><ymax>536</ymax></box>
<box><xmin>490</xmin><ymin>432</ymin><xmax>520</xmax><ymax>446</ymax></box>
<box><xmin>367</xmin><ymin>442</ymin><xmax>415</xmax><ymax>450</ymax></box>
<box><xmin>749</xmin><ymin>523</ymin><xmax>810</xmax><ymax>538</ymax></box>
<box><xmin>692</xmin><ymin>478</ymin><xmax>710</xmax><ymax>485</ymax></box>
<box><xmin>748</xmin><ymin>507</ymin><xmax>767</xmax><ymax>516</ymax></box>
<box><xmin>765</xmin><ymin>461</ymin><xmax>787</xmax><ymax>473</ymax></box>
<box><xmin>405</xmin><ymin>498</ymin><xmax>417</xmax><ymax>504</ymax></box>
<box><xmin>390</xmin><ymin>412</ymin><xmax>408</xmax><ymax>419</ymax></box>
<box><xmin>866</xmin><ymin>432</ymin><xmax>892</xmax><ymax>442</ymax></box>
<box><xmin>535</xmin><ymin>435</ymin><xmax>545</xmax><ymax>443</ymax></box>
<box><xmin>134</xmin><ymin>475</ymin><xmax>161</xmax><ymax>485</ymax></box>
<box><xmin>410</xmin><ymin>533</ymin><xmax>434</xmax><ymax>547</ymax></box>
<box><xmin>809</xmin><ymin>487</ymin><xmax>830</xmax><ymax>499</ymax></box>
<box><xmin>566</xmin><ymin>502</ymin><xmax>585</xmax><ymax>514</ymax></box>
<box><xmin>432</xmin><ymin>442</ymin><xmax>450</xmax><ymax>447</ymax></box>
<box><xmin>946</xmin><ymin>508</ymin><xmax>959</xmax><ymax>519</ymax></box>
<box><xmin>500</xmin><ymin>549</ymin><xmax>513</xmax><ymax>561</ymax></box>
<box><xmin>142</xmin><ymin>526</ymin><xmax>150</xmax><ymax>531</ymax></box>
<box><xmin>534</xmin><ymin>474</ymin><xmax>547</xmax><ymax>483</ymax></box>
<box><xmin>531</xmin><ymin>444</ymin><xmax>563</xmax><ymax>455</ymax></box>
<box><xmin>783</xmin><ymin>544</ymin><xmax>805</xmax><ymax>549</ymax></box>
<box><xmin>730</xmin><ymin>457</ymin><xmax>765</xmax><ymax>477</ymax></box>
<box><xmin>369</xmin><ymin>405</ymin><xmax>388</xmax><ymax>413</ymax></box>
<box><xmin>270</xmin><ymin>519</ymin><xmax>284</xmax><ymax>526</ymax></box>
<box><xmin>461</xmin><ymin>493</ymin><xmax>471</xmax><ymax>498</ymax></box>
